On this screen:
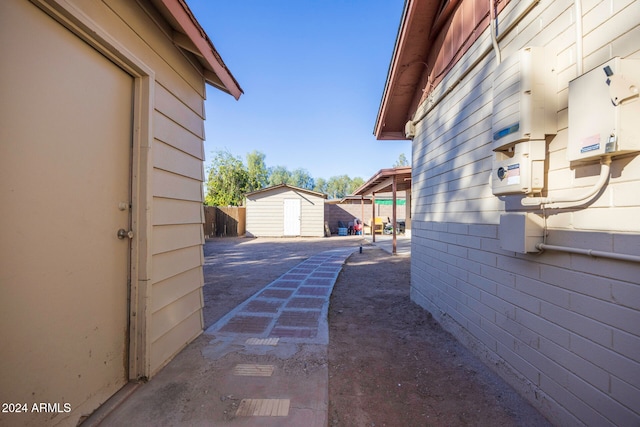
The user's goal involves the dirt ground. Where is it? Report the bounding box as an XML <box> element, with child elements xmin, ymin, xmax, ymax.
<box><xmin>327</xmin><ymin>246</ymin><xmax>550</xmax><ymax>427</ymax></box>
<box><xmin>201</xmin><ymin>236</ymin><xmax>550</xmax><ymax>426</ymax></box>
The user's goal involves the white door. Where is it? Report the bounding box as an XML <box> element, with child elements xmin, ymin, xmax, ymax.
<box><xmin>283</xmin><ymin>199</ymin><xmax>301</xmax><ymax>236</ymax></box>
<box><xmin>0</xmin><ymin>1</ymin><xmax>132</xmax><ymax>424</ymax></box>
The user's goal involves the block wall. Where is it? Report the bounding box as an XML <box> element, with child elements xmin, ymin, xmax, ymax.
<box><xmin>410</xmin><ymin>0</ymin><xmax>640</xmax><ymax>425</ymax></box>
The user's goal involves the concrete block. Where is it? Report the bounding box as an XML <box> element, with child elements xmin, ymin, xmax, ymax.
<box><xmin>496</xmin><ymin>311</ymin><xmax>540</xmax><ymax>350</ymax></box>
<box><xmin>497</xmin><ymin>284</ymin><xmax>541</xmax><ymax>315</ymax></box>
<box><xmin>610</xmin><ymin>375</ymin><xmax>640</xmax><ymax>421</ymax></box>
<box><xmin>613</xmin><ymin>232</ymin><xmax>640</xmax><ymax>255</ymax></box>
<box><xmin>456</xmin><ymin>233</ymin><xmax>482</xmax><ymax>249</ymax></box>
<box><xmin>566</xmin><ymin>372</ymin><xmax>638</xmax><ymax>427</ymax></box>
<box><xmin>468</xmin><ymin>247</ymin><xmax>498</xmax><ymax>266</ymax></box>
<box><xmin>612</xmin><ymin>329</ymin><xmax>640</xmax><ymax>364</ymax></box>
<box><xmin>469</xmin><ymin>223</ymin><xmax>498</xmax><ymax>238</ymax></box>
<box><xmin>539</xmin><ymin>373</ymin><xmax>608</xmax><ymax>426</ymax></box>
<box><xmin>496</xmin><ymin>254</ymin><xmax>541</xmax><ymax>280</ymax></box>
<box><xmin>540</xmin><ymin>302</ymin><xmax>613</xmax><ymax>348</ymax></box>
<box><xmin>515</xmin><ymin>308</ymin><xmax>571</xmax><ymax>348</ymax></box>
<box><xmin>538</xmin><ymin>337</ymin><xmax>609</xmax><ymax>392</ymax></box>
<box><xmin>468</xmin><ymin>271</ymin><xmax>498</xmax><ymax>294</ymax></box>
<box><xmin>481</xmin><ymin>291</ymin><xmax>515</xmax><ymax>319</ymax></box>
<box><xmin>569</xmin><ymin>292</ymin><xmax>639</xmax><ymax>336</ymax></box>
<box><xmin>447</xmin><ymin>222</ymin><xmax>469</xmax><ymax>235</ymax></box>
<box><xmin>539</xmin><ymin>264</ymin><xmax>612</xmax><ymax>301</ymax></box>
<box><xmin>570</xmin><ymin>333</ymin><xmax>640</xmax><ymax>388</ymax></box>
<box><xmin>495</xmin><ymin>341</ymin><xmax>541</xmax><ymax>386</ymax></box>
<box><xmin>515</xmin><ymin>275</ymin><xmax>571</xmax><ymax>308</ymax></box>
<box><xmin>480</xmin><ymin>264</ymin><xmax>516</xmax><ymax>287</ymax></box>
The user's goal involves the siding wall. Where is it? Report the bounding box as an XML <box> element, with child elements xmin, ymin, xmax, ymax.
<box><xmin>246</xmin><ymin>188</ymin><xmax>325</xmax><ymax>237</ymax></box>
<box><xmin>411</xmin><ymin>0</ymin><xmax>640</xmax><ymax>425</ymax></box>
<box><xmin>71</xmin><ymin>0</ymin><xmax>207</xmax><ymax>375</ymax></box>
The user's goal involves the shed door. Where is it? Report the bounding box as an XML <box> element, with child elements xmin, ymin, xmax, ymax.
<box><xmin>0</xmin><ymin>1</ymin><xmax>132</xmax><ymax>422</ymax></box>
<box><xmin>283</xmin><ymin>199</ymin><xmax>301</xmax><ymax>236</ymax></box>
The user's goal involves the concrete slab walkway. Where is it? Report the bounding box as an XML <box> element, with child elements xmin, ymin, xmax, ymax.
<box><xmin>97</xmin><ymin>247</ymin><xmax>356</xmax><ymax>427</ymax></box>
<box><xmin>364</xmin><ymin>233</ymin><xmax>411</xmax><ymax>255</ymax></box>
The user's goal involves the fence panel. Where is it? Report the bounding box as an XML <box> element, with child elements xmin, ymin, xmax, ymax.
<box><xmin>203</xmin><ymin>206</ymin><xmax>246</xmax><ymax>237</ymax></box>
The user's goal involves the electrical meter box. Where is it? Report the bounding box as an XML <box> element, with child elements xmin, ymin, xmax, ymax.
<box><xmin>492</xmin><ymin>139</ymin><xmax>546</xmax><ymax>195</ymax></box>
<box><xmin>492</xmin><ymin>46</ymin><xmax>557</xmax><ymax>152</ymax></box>
<box><xmin>567</xmin><ymin>57</ymin><xmax>640</xmax><ymax>162</ymax></box>
<box><xmin>491</xmin><ymin>47</ymin><xmax>556</xmax><ymax>196</ymax></box>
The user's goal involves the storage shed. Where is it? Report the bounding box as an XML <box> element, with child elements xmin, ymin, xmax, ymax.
<box><xmin>0</xmin><ymin>1</ymin><xmax>241</xmax><ymax>426</ymax></box>
<box><xmin>246</xmin><ymin>184</ymin><xmax>327</xmax><ymax>237</ymax></box>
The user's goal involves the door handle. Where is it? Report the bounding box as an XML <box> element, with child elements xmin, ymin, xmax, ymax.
<box><xmin>117</xmin><ymin>229</ymin><xmax>134</xmax><ymax>239</ymax></box>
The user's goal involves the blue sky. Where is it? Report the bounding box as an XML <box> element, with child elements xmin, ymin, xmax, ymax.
<box><xmin>187</xmin><ymin>0</ymin><xmax>410</xmax><ymax>182</ymax></box>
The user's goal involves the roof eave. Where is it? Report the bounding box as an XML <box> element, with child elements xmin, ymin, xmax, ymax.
<box><xmin>159</xmin><ymin>0</ymin><xmax>243</xmax><ymax>100</ymax></box>
<box><xmin>352</xmin><ymin>167</ymin><xmax>412</xmax><ymax>196</ymax></box>
<box><xmin>374</xmin><ymin>0</ymin><xmax>440</xmax><ymax>140</ymax></box>
<box><xmin>246</xmin><ymin>184</ymin><xmax>327</xmax><ymax>199</ymax></box>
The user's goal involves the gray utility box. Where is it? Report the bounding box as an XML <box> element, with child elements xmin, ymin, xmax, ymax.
<box><xmin>499</xmin><ymin>213</ymin><xmax>544</xmax><ymax>253</ymax></box>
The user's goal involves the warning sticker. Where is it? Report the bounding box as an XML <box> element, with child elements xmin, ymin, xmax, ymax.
<box><xmin>580</xmin><ymin>134</ymin><xmax>601</xmax><ymax>154</ymax></box>
<box><xmin>507</xmin><ymin>163</ymin><xmax>520</xmax><ymax>185</ymax></box>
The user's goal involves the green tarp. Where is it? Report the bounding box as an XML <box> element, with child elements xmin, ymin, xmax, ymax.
<box><xmin>374</xmin><ymin>199</ymin><xmax>406</xmax><ymax>205</ymax></box>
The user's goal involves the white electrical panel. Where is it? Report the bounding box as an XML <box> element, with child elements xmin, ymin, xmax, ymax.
<box><xmin>492</xmin><ymin>46</ymin><xmax>557</xmax><ymax>151</ymax></box>
<box><xmin>492</xmin><ymin>139</ymin><xmax>545</xmax><ymax>195</ymax></box>
<box><xmin>567</xmin><ymin>57</ymin><xmax>640</xmax><ymax>162</ymax></box>
<box><xmin>499</xmin><ymin>213</ymin><xmax>544</xmax><ymax>253</ymax></box>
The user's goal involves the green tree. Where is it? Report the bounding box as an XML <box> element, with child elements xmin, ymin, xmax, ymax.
<box><xmin>326</xmin><ymin>174</ymin><xmax>352</xmax><ymax>199</ymax></box>
<box><xmin>246</xmin><ymin>150</ymin><xmax>268</xmax><ymax>192</ymax></box>
<box><xmin>393</xmin><ymin>153</ymin><xmax>409</xmax><ymax>168</ymax></box>
<box><xmin>313</xmin><ymin>177</ymin><xmax>328</xmax><ymax>194</ymax></box>
<box><xmin>291</xmin><ymin>168</ymin><xmax>314</xmax><ymax>190</ymax></box>
<box><xmin>204</xmin><ymin>150</ymin><xmax>248</xmax><ymax>206</ymax></box>
<box><xmin>268</xmin><ymin>165</ymin><xmax>292</xmax><ymax>186</ymax></box>
<box><xmin>348</xmin><ymin>176</ymin><xmax>365</xmax><ymax>194</ymax></box>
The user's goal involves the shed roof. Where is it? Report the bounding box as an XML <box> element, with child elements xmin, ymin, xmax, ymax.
<box><xmin>153</xmin><ymin>0</ymin><xmax>243</xmax><ymax>99</ymax></box>
<box><xmin>351</xmin><ymin>167</ymin><xmax>412</xmax><ymax>196</ymax></box>
<box><xmin>246</xmin><ymin>184</ymin><xmax>328</xmax><ymax>199</ymax></box>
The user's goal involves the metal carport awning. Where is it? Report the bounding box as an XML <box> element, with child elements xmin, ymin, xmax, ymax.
<box><xmin>351</xmin><ymin>167</ymin><xmax>411</xmax><ymax>254</ymax></box>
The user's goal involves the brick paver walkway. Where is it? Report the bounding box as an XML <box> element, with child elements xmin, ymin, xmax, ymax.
<box><xmin>205</xmin><ymin>248</ymin><xmax>356</xmax><ymax>345</ymax></box>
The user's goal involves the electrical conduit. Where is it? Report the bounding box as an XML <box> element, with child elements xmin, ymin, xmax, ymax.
<box><xmin>521</xmin><ymin>156</ymin><xmax>612</xmax><ymax>208</ymax></box>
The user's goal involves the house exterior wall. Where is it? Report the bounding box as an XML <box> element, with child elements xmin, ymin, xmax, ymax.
<box><xmin>0</xmin><ymin>0</ymin><xmax>215</xmax><ymax>423</ymax></box>
<box><xmin>246</xmin><ymin>187</ymin><xmax>325</xmax><ymax>237</ymax></box>
<box><xmin>410</xmin><ymin>1</ymin><xmax>640</xmax><ymax>426</ymax></box>
<box><xmin>83</xmin><ymin>0</ymin><xmax>208</xmax><ymax>377</ymax></box>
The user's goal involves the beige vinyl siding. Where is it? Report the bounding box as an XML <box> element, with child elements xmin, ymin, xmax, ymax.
<box><xmin>246</xmin><ymin>187</ymin><xmax>325</xmax><ymax>237</ymax></box>
<box><xmin>410</xmin><ymin>0</ymin><xmax>640</xmax><ymax>425</ymax></box>
<box><xmin>66</xmin><ymin>0</ymin><xmax>208</xmax><ymax>375</ymax></box>
<box><xmin>300</xmin><ymin>193</ymin><xmax>325</xmax><ymax>236</ymax></box>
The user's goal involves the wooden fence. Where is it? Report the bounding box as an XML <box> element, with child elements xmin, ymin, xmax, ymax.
<box><xmin>203</xmin><ymin>206</ymin><xmax>246</xmax><ymax>238</ymax></box>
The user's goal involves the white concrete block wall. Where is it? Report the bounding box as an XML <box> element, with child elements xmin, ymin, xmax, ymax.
<box><xmin>410</xmin><ymin>0</ymin><xmax>640</xmax><ymax>425</ymax></box>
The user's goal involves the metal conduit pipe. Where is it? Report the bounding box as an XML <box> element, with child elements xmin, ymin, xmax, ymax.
<box><xmin>536</xmin><ymin>243</ymin><xmax>640</xmax><ymax>263</ymax></box>
<box><xmin>575</xmin><ymin>0</ymin><xmax>584</xmax><ymax>74</ymax></box>
<box><xmin>410</xmin><ymin>0</ymin><xmax>538</xmax><ymax>128</ymax></box>
<box><xmin>489</xmin><ymin>0</ymin><xmax>501</xmax><ymax>65</ymax></box>
<box><xmin>521</xmin><ymin>157</ymin><xmax>612</xmax><ymax>208</ymax></box>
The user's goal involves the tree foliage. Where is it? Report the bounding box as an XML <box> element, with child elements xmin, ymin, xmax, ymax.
<box><xmin>326</xmin><ymin>175</ymin><xmax>352</xmax><ymax>199</ymax></box>
<box><xmin>313</xmin><ymin>177</ymin><xmax>327</xmax><ymax>194</ymax></box>
<box><xmin>268</xmin><ymin>165</ymin><xmax>292</xmax><ymax>186</ymax></box>
<box><xmin>291</xmin><ymin>168</ymin><xmax>314</xmax><ymax>190</ymax></box>
<box><xmin>205</xmin><ymin>150</ymin><xmax>248</xmax><ymax>206</ymax></box>
<box><xmin>246</xmin><ymin>150</ymin><xmax>268</xmax><ymax>193</ymax></box>
<box><xmin>393</xmin><ymin>153</ymin><xmax>409</xmax><ymax>168</ymax></box>
<box><xmin>204</xmin><ymin>149</ymin><xmax>365</xmax><ymax>205</ymax></box>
